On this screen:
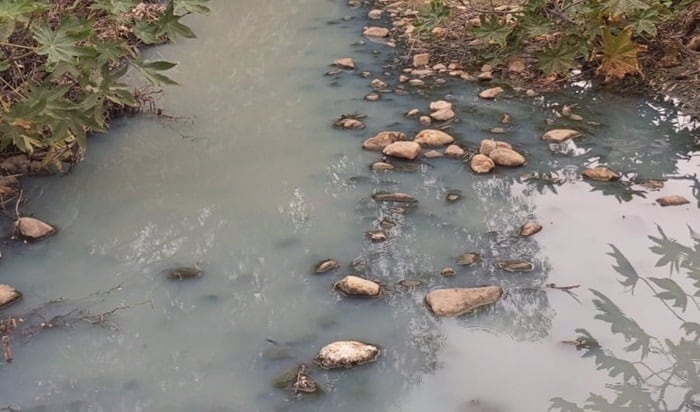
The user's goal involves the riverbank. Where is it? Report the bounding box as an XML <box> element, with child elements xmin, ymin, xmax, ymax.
<box><xmin>363</xmin><ymin>0</ymin><xmax>700</xmax><ymax>120</ymax></box>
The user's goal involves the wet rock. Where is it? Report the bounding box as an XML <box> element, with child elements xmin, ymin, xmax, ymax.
<box><xmin>429</xmin><ymin>100</ymin><xmax>452</xmax><ymax>112</ymax></box>
<box><xmin>657</xmin><ymin>195</ymin><xmax>690</xmax><ymax>207</ymax></box>
<box><xmin>525</xmin><ymin>89</ymin><xmax>538</xmax><ymax>97</ymax></box>
<box><xmin>479</xmin><ymin>139</ymin><xmax>497</xmax><ymax>155</ymax></box>
<box><xmin>334</xmin><ymin>58</ymin><xmax>355</xmax><ymax>70</ymax></box>
<box><xmin>370</xmin><ymin>78</ymin><xmax>388</xmax><ymax>89</ymax></box>
<box><xmin>315</xmin><ymin>259</ymin><xmax>340</xmax><ymax>273</ymax></box>
<box><xmin>542</xmin><ymin>129</ymin><xmax>581</xmax><ymax>143</ymax></box>
<box><xmin>372</xmin><ymin>192</ymin><xmax>418</xmax><ymax>203</ymax></box>
<box><xmin>382</xmin><ymin>141</ymin><xmax>421</xmax><ymax>160</ymax></box>
<box><xmin>414</xmin><ymin>129</ymin><xmax>455</xmax><ymax>146</ymax></box>
<box><xmin>488</xmin><ymin>148</ymin><xmax>525</xmax><ymax>167</ymax></box>
<box><xmin>419</xmin><ymin>115</ymin><xmax>432</xmax><ymax>126</ymax></box>
<box><xmin>413</xmin><ymin>53</ymin><xmax>430</xmax><ymax>68</ymax></box>
<box><xmin>430</xmin><ymin>108</ymin><xmax>456</xmax><ymax>121</ymax></box>
<box><xmin>446</xmin><ymin>191</ymin><xmax>462</xmax><ymax>202</ymax></box>
<box><xmin>440</xmin><ymin>267</ymin><xmax>456</xmax><ymax>277</ymax></box>
<box><xmin>444</xmin><ymin>145</ymin><xmax>465</xmax><ymax>158</ymax></box>
<box><xmin>334</xmin><ymin>275</ymin><xmax>383</xmax><ymax>297</ymax></box>
<box><xmin>314</xmin><ymin>340</ymin><xmax>380</xmax><ymax>369</ymax></box>
<box><xmin>478</xmin><ymin>71</ymin><xmax>493</xmax><ymax>81</ymax></box>
<box><xmin>398</xmin><ymin>279</ymin><xmax>422</xmax><ymax>288</ymax></box>
<box><xmin>368</xmin><ymin>9</ymin><xmax>383</xmax><ymax>19</ymax></box>
<box><xmin>371</xmin><ymin>161</ymin><xmax>394</xmax><ymax>171</ymax></box>
<box><xmin>497</xmin><ymin>260</ymin><xmax>534</xmax><ymax>272</ymax></box>
<box><xmin>379</xmin><ymin>218</ymin><xmax>396</xmax><ymax>229</ymax></box>
<box><xmin>365</xmin><ymin>92</ymin><xmax>380</xmax><ymax>101</ymax></box>
<box><xmin>470</xmin><ymin>154</ymin><xmax>495</xmax><ymax>174</ymax></box>
<box><xmin>519</xmin><ymin>222</ymin><xmax>542</xmax><ymax>237</ymax></box>
<box><xmin>15</xmin><ymin>217</ymin><xmax>55</xmax><ymax>240</ymax></box>
<box><xmin>363</xmin><ymin>26</ymin><xmax>390</xmax><ymax>38</ymax></box>
<box><xmin>167</xmin><ymin>265</ymin><xmax>203</xmax><ymax>280</ymax></box>
<box><xmin>456</xmin><ymin>252</ymin><xmax>481</xmax><ymax>266</ymax></box>
<box><xmin>0</xmin><ymin>284</ymin><xmax>22</xmax><ymax>309</ymax></box>
<box><xmin>409</xmin><ymin>79</ymin><xmax>425</xmax><ymax>87</ymax></box>
<box><xmin>292</xmin><ymin>364</ymin><xmax>318</xmax><ymax>393</ymax></box>
<box><xmin>582</xmin><ymin>166</ymin><xmax>619</xmax><ymax>182</ymax></box>
<box><xmin>399</xmin><ymin>74</ymin><xmax>409</xmax><ymax>83</ymax></box>
<box><xmin>363</xmin><ymin>131</ymin><xmax>406</xmax><ymax>151</ymax></box>
<box><xmin>366</xmin><ymin>230</ymin><xmax>388</xmax><ymax>242</ymax></box>
<box><xmin>335</xmin><ymin>118</ymin><xmax>365</xmax><ymax>129</ymax></box>
<box><xmin>360</xmin><ymin>71</ymin><xmax>371</xmax><ymax>78</ymax></box>
<box><xmin>479</xmin><ymin>87</ymin><xmax>504</xmax><ymax>99</ymax></box>
<box><xmin>500</xmin><ymin>113</ymin><xmax>512</xmax><ymax>124</ymax></box>
<box><xmin>425</xmin><ymin>286</ymin><xmax>503</xmax><ymax>317</ymax></box>
<box><xmin>424</xmin><ymin>149</ymin><xmax>442</xmax><ymax>158</ymax></box>
<box><xmin>406</xmin><ymin>108</ymin><xmax>420</xmax><ymax>118</ymax></box>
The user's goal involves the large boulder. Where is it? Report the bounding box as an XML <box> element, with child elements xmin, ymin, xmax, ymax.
<box><xmin>488</xmin><ymin>148</ymin><xmax>526</xmax><ymax>167</ymax></box>
<box><xmin>382</xmin><ymin>141</ymin><xmax>421</xmax><ymax>160</ymax></box>
<box><xmin>15</xmin><ymin>217</ymin><xmax>55</xmax><ymax>240</ymax></box>
<box><xmin>314</xmin><ymin>340</ymin><xmax>380</xmax><ymax>369</ymax></box>
<box><xmin>414</xmin><ymin>129</ymin><xmax>455</xmax><ymax>146</ymax></box>
<box><xmin>0</xmin><ymin>284</ymin><xmax>22</xmax><ymax>309</ymax></box>
<box><xmin>334</xmin><ymin>275</ymin><xmax>382</xmax><ymax>297</ymax></box>
<box><xmin>542</xmin><ymin>129</ymin><xmax>581</xmax><ymax>143</ymax></box>
<box><xmin>425</xmin><ymin>286</ymin><xmax>503</xmax><ymax>317</ymax></box>
<box><xmin>362</xmin><ymin>131</ymin><xmax>406</xmax><ymax>151</ymax></box>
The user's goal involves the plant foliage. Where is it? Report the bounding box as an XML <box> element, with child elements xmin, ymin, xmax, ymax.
<box><xmin>0</xmin><ymin>0</ymin><xmax>209</xmax><ymax>165</ymax></box>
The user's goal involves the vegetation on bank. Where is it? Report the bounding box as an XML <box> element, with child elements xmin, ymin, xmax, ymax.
<box><xmin>0</xmin><ymin>0</ymin><xmax>209</xmax><ymax>170</ymax></box>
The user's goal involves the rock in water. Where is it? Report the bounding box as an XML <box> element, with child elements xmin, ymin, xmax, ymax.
<box><xmin>542</xmin><ymin>129</ymin><xmax>581</xmax><ymax>143</ymax></box>
<box><xmin>372</xmin><ymin>192</ymin><xmax>418</xmax><ymax>203</ymax></box>
<box><xmin>519</xmin><ymin>222</ymin><xmax>542</xmax><ymax>237</ymax></box>
<box><xmin>382</xmin><ymin>141</ymin><xmax>421</xmax><ymax>160</ymax></box>
<box><xmin>314</xmin><ymin>340</ymin><xmax>380</xmax><ymax>369</ymax></box>
<box><xmin>371</xmin><ymin>162</ymin><xmax>394</xmax><ymax>171</ymax></box>
<box><xmin>334</xmin><ymin>58</ymin><xmax>355</xmax><ymax>70</ymax></box>
<box><xmin>488</xmin><ymin>148</ymin><xmax>526</xmax><ymax>167</ymax></box>
<box><xmin>414</xmin><ymin>129</ymin><xmax>455</xmax><ymax>146</ymax></box>
<box><xmin>366</xmin><ymin>230</ymin><xmax>388</xmax><ymax>242</ymax></box>
<box><xmin>657</xmin><ymin>195</ymin><xmax>690</xmax><ymax>206</ymax></box>
<box><xmin>334</xmin><ymin>275</ymin><xmax>382</xmax><ymax>297</ymax></box>
<box><xmin>15</xmin><ymin>217</ymin><xmax>55</xmax><ymax>240</ymax></box>
<box><xmin>440</xmin><ymin>267</ymin><xmax>456</xmax><ymax>277</ymax></box>
<box><xmin>167</xmin><ymin>266</ymin><xmax>203</xmax><ymax>280</ymax></box>
<box><xmin>445</xmin><ymin>145</ymin><xmax>465</xmax><ymax>158</ymax></box>
<box><xmin>479</xmin><ymin>139</ymin><xmax>511</xmax><ymax>156</ymax></box>
<box><xmin>292</xmin><ymin>364</ymin><xmax>318</xmax><ymax>393</ymax></box>
<box><xmin>425</xmin><ymin>286</ymin><xmax>503</xmax><ymax>317</ymax></box>
<box><xmin>456</xmin><ymin>252</ymin><xmax>481</xmax><ymax>266</ymax></box>
<box><xmin>582</xmin><ymin>166</ymin><xmax>619</xmax><ymax>181</ymax></box>
<box><xmin>479</xmin><ymin>87</ymin><xmax>504</xmax><ymax>99</ymax></box>
<box><xmin>497</xmin><ymin>260</ymin><xmax>534</xmax><ymax>272</ymax></box>
<box><xmin>430</xmin><ymin>108</ymin><xmax>456</xmax><ymax>121</ymax></box>
<box><xmin>0</xmin><ymin>284</ymin><xmax>22</xmax><ymax>309</ymax></box>
<box><xmin>362</xmin><ymin>131</ymin><xmax>406</xmax><ymax>151</ymax></box>
<box><xmin>314</xmin><ymin>259</ymin><xmax>340</xmax><ymax>273</ymax></box>
<box><xmin>470</xmin><ymin>154</ymin><xmax>495</xmax><ymax>174</ymax></box>
<box><xmin>363</xmin><ymin>26</ymin><xmax>390</xmax><ymax>38</ymax></box>
<box><xmin>429</xmin><ymin>100</ymin><xmax>452</xmax><ymax>111</ymax></box>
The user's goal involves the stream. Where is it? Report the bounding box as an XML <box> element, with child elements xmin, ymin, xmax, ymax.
<box><xmin>0</xmin><ymin>1</ymin><xmax>698</xmax><ymax>411</ymax></box>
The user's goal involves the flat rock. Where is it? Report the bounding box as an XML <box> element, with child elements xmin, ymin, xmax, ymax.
<box><xmin>413</xmin><ymin>53</ymin><xmax>430</xmax><ymax>68</ymax></box>
<box><xmin>470</xmin><ymin>154</ymin><xmax>495</xmax><ymax>174</ymax></box>
<box><xmin>0</xmin><ymin>284</ymin><xmax>22</xmax><ymax>309</ymax></box>
<box><xmin>371</xmin><ymin>161</ymin><xmax>394</xmax><ymax>171</ymax></box>
<box><xmin>425</xmin><ymin>286</ymin><xmax>503</xmax><ymax>317</ymax></box>
<box><xmin>445</xmin><ymin>145</ymin><xmax>465</xmax><ymax>158</ymax></box>
<box><xmin>167</xmin><ymin>266</ymin><xmax>203</xmax><ymax>280</ymax></box>
<box><xmin>15</xmin><ymin>217</ymin><xmax>55</xmax><ymax>240</ymax></box>
<box><xmin>429</xmin><ymin>100</ymin><xmax>452</xmax><ymax>111</ymax></box>
<box><xmin>315</xmin><ymin>259</ymin><xmax>340</xmax><ymax>273</ymax></box>
<box><xmin>542</xmin><ymin>129</ymin><xmax>582</xmax><ymax>143</ymax></box>
<box><xmin>414</xmin><ymin>129</ymin><xmax>455</xmax><ymax>146</ymax></box>
<box><xmin>479</xmin><ymin>87</ymin><xmax>504</xmax><ymax>99</ymax></box>
<box><xmin>334</xmin><ymin>275</ymin><xmax>382</xmax><ymax>297</ymax></box>
<box><xmin>363</xmin><ymin>26</ymin><xmax>389</xmax><ymax>38</ymax></box>
<box><xmin>519</xmin><ymin>222</ymin><xmax>542</xmax><ymax>237</ymax></box>
<box><xmin>489</xmin><ymin>148</ymin><xmax>525</xmax><ymax>167</ymax></box>
<box><xmin>334</xmin><ymin>58</ymin><xmax>355</xmax><ymax>70</ymax></box>
<box><xmin>657</xmin><ymin>195</ymin><xmax>690</xmax><ymax>207</ymax></box>
<box><xmin>430</xmin><ymin>108</ymin><xmax>456</xmax><ymax>121</ymax></box>
<box><xmin>382</xmin><ymin>141</ymin><xmax>421</xmax><ymax>160</ymax></box>
<box><xmin>497</xmin><ymin>260</ymin><xmax>534</xmax><ymax>272</ymax></box>
<box><xmin>582</xmin><ymin>166</ymin><xmax>619</xmax><ymax>181</ymax></box>
<box><xmin>456</xmin><ymin>252</ymin><xmax>481</xmax><ymax>266</ymax></box>
<box><xmin>314</xmin><ymin>340</ymin><xmax>380</xmax><ymax>369</ymax></box>
<box><xmin>372</xmin><ymin>192</ymin><xmax>417</xmax><ymax>203</ymax></box>
<box><xmin>363</xmin><ymin>131</ymin><xmax>406</xmax><ymax>151</ymax></box>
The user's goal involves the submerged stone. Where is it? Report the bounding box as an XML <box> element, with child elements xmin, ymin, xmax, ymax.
<box><xmin>314</xmin><ymin>340</ymin><xmax>380</xmax><ymax>369</ymax></box>
<box><xmin>366</xmin><ymin>230</ymin><xmax>388</xmax><ymax>242</ymax></box>
<box><xmin>398</xmin><ymin>279</ymin><xmax>423</xmax><ymax>288</ymax></box>
<box><xmin>0</xmin><ymin>284</ymin><xmax>22</xmax><ymax>309</ymax></box>
<box><xmin>314</xmin><ymin>259</ymin><xmax>340</xmax><ymax>273</ymax></box>
<box><xmin>167</xmin><ymin>266</ymin><xmax>203</xmax><ymax>280</ymax></box>
<box><xmin>334</xmin><ymin>118</ymin><xmax>365</xmax><ymax>129</ymax></box>
<box><xmin>334</xmin><ymin>58</ymin><xmax>355</xmax><ymax>70</ymax></box>
<box><xmin>519</xmin><ymin>222</ymin><xmax>542</xmax><ymax>237</ymax></box>
<box><xmin>425</xmin><ymin>286</ymin><xmax>503</xmax><ymax>317</ymax></box>
<box><xmin>582</xmin><ymin>166</ymin><xmax>619</xmax><ymax>182</ymax></box>
<box><xmin>497</xmin><ymin>260</ymin><xmax>534</xmax><ymax>272</ymax></box>
<box><xmin>542</xmin><ymin>129</ymin><xmax>581</xmax><ymax>143</ymax></box>
<box><xmin>440</xmin><ymin>267</ymin><xmax>456</xmax><ymax>277</ymax></box>
<box><xmin>456</xmin><ymin>252</ymin><xmax>481</xmax><ymax>266</ymax></box>
<box><xmin>371</xmin><ymin>161</ymin><xmax>394</xmax><ymax>171</ymax></box>
<box><xmin>372</xmin><ymin>192</ymin><xmax>418</xmax><ymax>203</ymax></box>
<box><xmin>446</xmin><ymin>191</ymin><xmax>462</xmax><ymax>202</ymax></box>
<box><xmin>657</xmin><ymin>195</ymin><xmax>690</xmax><ymax>207</ymax></box>
<box><xmin>333</xmin><ymin>275</ymin><xmax>382</xmax><ymax>297</ymax></box>
<box><xmin>15</xmin><ymin>216</ymin><xmax>55</xmax><ymax>240</ymax></box>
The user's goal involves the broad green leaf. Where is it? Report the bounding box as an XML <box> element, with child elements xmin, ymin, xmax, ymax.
<box><xmin>140</xmin><ymin>60</ymin><xmax>178</xmax><ymax>71</ymax></box>
<box><xmin>536</xmin><ymin>42</ymin><xmax>578</xmax><ymax>75</ymax></box>
<box><xmin>591</xmin><ymin>289</ymin><xmax>652</xmax><ymax>358</ymax></box>
<box><xmin>0</xmin><ymin>19</ymin><xmax>15</xmax><ymax>42</ymax></box>
<box><xmin>155</xmin><ymin>1</ymin><xmax>196</xmax><ymax>40</ymax></box>
<box><xmin>131</xmin><ymin>58</ymin><xmax>179</xmax><ymax>85</ymax></box>
<box><xmin>595</xmin><ymin>28</ymin><xmax>642</xmax><ymax>81</ymax></box>
<box><xmin>33</xmin><ymin>22</ymin><xmax>96</xmax><ymax>66</ymax></box>
<box><xmin>175</xmin><ymin>0</ymin><xmax>211</xmax><ymax>14</ymax></box>
<box><xmin>471</xmin><ymin>15</ymin><xmax>512</xmax><ymax>47</ymax></box>
<box><xmin>0</xmin><ymin>0</ymin><xmax>47</xmax><ymax>22</ymax></box>
<box><xmin>603</xmin><ymin>0</ymin><xmax>649</xmax><ymax>17</ymax></box>
<box><xmin>630</xmin><ymin>8</ymin><xmax>659</xmax><ymax>37</ymax></box>
<box><xmin>608</xmin><ymin>244</ymin><xmax>640</xmax><ymax>291</ymax></box>
<box><xmin>132</xmin><ymin>20</ymin><xmax>161</xmax><ymax>45</ymax></box>
<box><xmin>89</xmin><ymin>0</ymin><xmax>139</xmax><ymax>14</ymax></box>
<box><xmin>649</xmin><ymin>277</ymin><xmax>688</xmax><ymax>310</ymax></box>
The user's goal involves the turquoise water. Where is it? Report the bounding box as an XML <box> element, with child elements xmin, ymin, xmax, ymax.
<box><xmin>0</xmin><ymin>1</ymin><xmax>698</xmax><ymax>411</ymax></box>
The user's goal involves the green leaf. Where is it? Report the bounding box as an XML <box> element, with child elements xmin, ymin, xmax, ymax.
<box><xmin>471</xmin><ymin>15</ymin><xmax>512</xmax><ymax>47</ymax></box>
<box><xmin>155</xmin><ymin>1</ymin><xmax>196</xmax><ymax>41</ymax></box>
<box><xmin>174</xmin><ymin>0</ymin><xmax>211</xmax><ymax>14</ymax></box>
<box><xmin>602</xmin><ymin>0</ymin><xmax>649</xmax><ymax>17</ymax></box>
<box><xmin>130</xmin><ymin>58</ymin><xmax>179</xmax><ymax>86</ymax></box>
<box><xmin>608</xmin><ymin>244</ymin><xmax>640</xmax><ymax>291</ymax></box>
<box><xmin>649</xmin><ymin>277</ymin><xmax>688</xmax><ymax>311</ymax></box>
<box><xmin>132</xmin><ymin>20</ymin><xmax>161</xmax><ymax>45</ymax></box>
<box><xmin>630</xmin><ymin>8</ymin><xmax>659</xmax><ymax>37</ymax></box>
<box><xmin>33</xmin><ymin>22</ymin><xmax>96</xmax><ymax>66</ymax></box>
<box><xmin>0</xmin><ymin>60</ymin><xmax>9</xmax><ymax>72</ymax></box>
<box><xmin>140</xmin><ymin>60</ymin><xmax>178</xmax><ymax>71</ymax></box>
<box><xmin>0</xmin><ymin>19</ymin><xmax>15</xmax><ymax>42</ymax></box>
<box><xmin>536</xmin><ymin>42</ymin><xmax>579</xmax><ymax>75</ymax></box>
